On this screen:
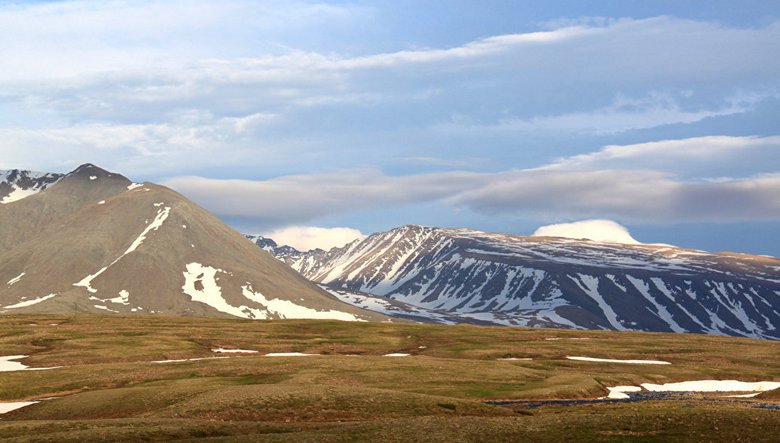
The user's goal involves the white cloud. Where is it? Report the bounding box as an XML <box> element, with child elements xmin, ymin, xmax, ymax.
<box><xmin>0</xmin><ymin>4</ymin><xmax>778</xmax><ymax>237</ymax></box>
<box><xmin>532</xmin><ymin>220</ymin><xmax>641</xmax><ymax>244</ymax></box>
<box><xmin>450</xmin><ymin>170</ymin><xmax>780</xmax><ymax>223</ymax></box>
<box><xmin>260</xmin><ymin>226</ymin><xmax>365</xmax><ymax>251</ymax></box>
<box><xmin>0</xmin><ymin>112</ymin><xmax>281</xmax><ymax>173</ymax></box>
<box><xmin>165</xmin><ymin>167</ymin><xmax>780</xmax><ymax>227</ymax></box>
<box><xmin>162</xmin><ymin>170</ymin><xmax>489</xmax><ymax>224</ymax></box>
<box><xmin>1</xmin><ymin>14</ymin><xmax>778</xmax><ymax>171</ymax></box>
<box><xmin>438</xmin><ymin>92</ymin><xmax>764</xmax><ymax>136</ymax></box>
<box><xmin>542</xmin><ymin>135</ymin><xmax>780</xmax><ymax>177</ymax></box>
<box><xmin>0</xmin><ymin>0</ymin><xmax>371</xmax><ymax>81</ymax></box>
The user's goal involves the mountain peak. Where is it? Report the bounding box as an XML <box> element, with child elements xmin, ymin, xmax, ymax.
<box><xmin>69</xmin><ymin>163</ymin><xmax>110</xmax><ymax>176</ymax></box>
<box><xmin>61</xmin><ymin>163</ymin><xmax>132</xmax><ymax>188</ymax></box>
<box><xmin>0</xmin><ymin>172</ymin><xmax>385</xmax><ymax>322</ymax></box>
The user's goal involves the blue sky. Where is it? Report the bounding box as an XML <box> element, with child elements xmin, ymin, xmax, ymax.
<box><xmin>1</xmin><ymin>0</ymin><xmax>779</xmax><ymax>254</ymax></box>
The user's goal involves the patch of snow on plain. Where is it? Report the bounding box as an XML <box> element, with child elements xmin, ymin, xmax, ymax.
<box><xmin>242</xmin><ymin>284</ymin><xmax>361</xmax><ymax>322</ymax></box>
<box><xmin>641</xmin><ymin>380</ymin><xmax>780</xmax><ymax>392</ymax></box>
<box><xmin>264</xmin><ymin>353</ymin><xmax>318</xmax><ymax>357</ymax></box>
<box><xmin>0</xmin><ymin>355</ymin><xmax>30</xmax><ymax>372</ymax></box>
<box><xmin>151</xmin><ymin>357</ymin><xmax>230</xmax><ymax>364</ymax></box>
<box><xmin>97</xmin><ymin>200</ymin><xmax>105</xmax><ymax>205</ymax></box>
<box><xmin>0</xmin><ymin>401</ymin><xmax>38</xmax><ymax>414</ymax></box>
<box><xmin>497</xmin><ymin>357</ymin><xmax>533</xmax><ymax>361</ymax></box>
<box><xmin>383</xmin><ymin>353</ymin><xmax>411</xmax><ymax>357</ymax></box>
<box><xmin>567</xmin><ymin>356</ymin><xmax>671</xmax><ymax>365</ymax></box>
<box><xmin>212</xmin><ymin>348</ymin><xmax>258</xmax><ymax>354</ymax></box>
<box><xmin>604</xmin><ymin>386</ymin><xmax>642</xmax><ymax>399</ymax></box>
<box><xmin>722</xmin><ymin>393</ymin><xmax>761</xmax><ymax>398</ymax></box>
<box><xmin>4</xmin><ymin>293</ymin><xmax>57</xmax><ymax>309</ymax></box>
<box><xmin>6</xmin><ymin>272</ymin><xmax>25</xmax><ymax>286</ymax></box>
<box><xmin>0</xmin><ymin>355</ymin><xmax>61</xmax><ymax>372</ymax></box>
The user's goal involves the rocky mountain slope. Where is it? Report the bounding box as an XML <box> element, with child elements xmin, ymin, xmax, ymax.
<box><xmin>253</xmin><ymin>225</ymin><xmax>780</xmax><ymax>338</ymax></box>
<box><xmin>0</xmin><ymin>164</ymin><xmax>384</xmax><ymax>322</ymax></box>
<box><xmin>0</xmin><ymin>169</ymin><xmax>63</xmax><ymax>204</ymax></box>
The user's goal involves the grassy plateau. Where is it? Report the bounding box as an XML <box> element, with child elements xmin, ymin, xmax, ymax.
<box><xmin>0</xmin><ymin>315</ymin><xmax>778</xmax><ymax>442</ymax></box>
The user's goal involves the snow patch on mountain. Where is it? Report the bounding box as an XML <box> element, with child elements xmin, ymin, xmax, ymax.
<box><xmin>182</xmin><ymin>263</ymin><xmax>267</xmax><ymax>319</ymax></box>
<box><xmin>241</xmin><ymin>284</ymin><xmax>361</xmax><ymax>321</ymax></box>
<box><xmin>3</xmin><ymin>294</ymin><xmax>57</xmax><ymax>309</ymax></box>
<box><xmin>74</xmin><ymin>205</ymin><xmax>171</xmax><ymax>294</ymax></box>
<box><xmin>125</xmin><ymin>206</ymin><xmax>171</xmax><ymax>254</ymax></box>
<box><xmin>0</xmin><ymin>169</ymin><xmax>63</xmax><ymax>204</ymax></box>
<box><xmin>6</xmin><ymin>273</ymin><xmax>25</xmax><ymax>286</ymax></box>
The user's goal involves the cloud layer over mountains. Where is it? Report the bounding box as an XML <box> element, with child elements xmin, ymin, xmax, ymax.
<box><xmin>1</xmin><ymin>1</ymin><xmax>778</xmax><ymax>254</ymax></box>
<box><xmin>166</xmin><ymin>135</ymin><xmax>780</xmax><ymax>228</ymax></box>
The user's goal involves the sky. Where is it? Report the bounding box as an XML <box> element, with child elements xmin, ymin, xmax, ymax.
<box><xmin>1</xmin><ymin>0</ymin><xmax>779</xmax><ymax>254</ymax></box>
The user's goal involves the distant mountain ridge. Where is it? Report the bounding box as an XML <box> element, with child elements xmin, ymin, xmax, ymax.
<box><xmin>0</xmin><ymin>164</ymin><xmax>385</xmax><ymax>322</ymax></box>
<box><xmin>252</xmin><ymin>225</ymin><xmax>780</xmax><ymax>339</ymax></box>
<box><xmin>0</xmin><ymin>169</ymin><xmax>63</xmax><ymax>204</ymax></box>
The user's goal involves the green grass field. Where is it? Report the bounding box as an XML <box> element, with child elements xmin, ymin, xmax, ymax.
<box><xmin>1</xmin><ymin>315</ymin><xmax>778</xmax><ymax>442</ymax></box>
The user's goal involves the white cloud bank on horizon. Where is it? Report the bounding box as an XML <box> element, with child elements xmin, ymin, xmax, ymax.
<box><xmin>532</xmin><ymin>220</ymin><xmax>641</xmax><ymax>245</ymax></box>
<box><xmin>163</xmin><ymin>135</ymin><xmax>780</xmax><ymax>229</ymax></box>
<box><xmin>260</xmin><ymin>226</ymin><xmax>365</xmax><ymax>251</ymax></box>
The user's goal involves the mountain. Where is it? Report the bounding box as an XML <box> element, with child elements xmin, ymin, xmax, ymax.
<box><xmin>0</xmin><ymin>169</ymin><xmax>63</xmax><ymax>204</ymax></box>
<box><xmin>253</xmin><ymin>225</ymin><xmax>780</xmax><ymax>339</ymax></box>
<box><xmin>0</xmin><ymin>164</ymin><xmax>385</xmax><ymax>322</ymax></box>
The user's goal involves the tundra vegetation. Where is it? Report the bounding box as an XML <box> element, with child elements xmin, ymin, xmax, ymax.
<box><xmin>0</xmin><ymin>315</ymin><xmax>778</xmax><ymax>442</ymax></box>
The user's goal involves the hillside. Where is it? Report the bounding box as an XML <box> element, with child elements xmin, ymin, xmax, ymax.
<box><xmin>0</xmin><ymin>164</ymin><xmax>385</xmax><ymax>322</ymax></box>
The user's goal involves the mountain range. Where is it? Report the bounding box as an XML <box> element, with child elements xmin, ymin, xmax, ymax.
<box><xmin>251</xmin><ymin>225</ymin><xmax>780</xmax><ymax>339</ymax></box>
<box><xmin>3</xmin><ymin>163</ymin><xmax>778</xmax><ymax>339</ymax></box>
<box><xmin>0</xmin><ymin>164</ymin><xmax>384</xmax><ymax>322</ymax></box>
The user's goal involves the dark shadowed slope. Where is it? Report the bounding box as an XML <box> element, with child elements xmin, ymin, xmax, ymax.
<box><xmin>254</xmin><ymin>225</ymin><xmax>780</xmax><ymax>338</ymax></box>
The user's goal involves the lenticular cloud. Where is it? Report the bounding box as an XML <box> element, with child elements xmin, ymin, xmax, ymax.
<box><xmin>532</xmin><ymin>219</ymin><xmax>641</xmax><ymax>244</ymax></box>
